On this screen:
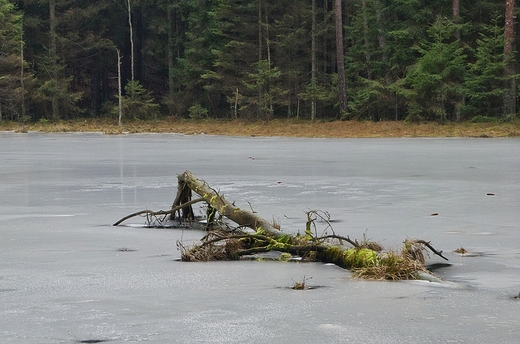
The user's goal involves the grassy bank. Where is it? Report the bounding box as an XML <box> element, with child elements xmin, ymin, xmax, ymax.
<box><xmin>2</xmin><ymin>118</ymin><xmax>520</xmax><ymax>138</ymax></box>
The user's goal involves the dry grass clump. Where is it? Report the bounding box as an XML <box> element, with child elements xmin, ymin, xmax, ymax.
<box><xmin>351</xmin><ymin>240</ymin><xmax>432</xmax><ymax>280</ymax></box>
<box><xmin>177</xmin><ymin>237</ymin><xmax>243</xmax><ymax>262</ymax></box>
<box><xmin>358</xmin><ymin>240</ymin><xmax>384</xmax><ymax>252</ymax></box>
<box><xmin>352</xmin><ymin>251</ymin><xmax>427</xmax><ymax>280</ymax></box>
<box><xmin>292</xmin><ymin>276</ymin><xmax>312</xmax><ymax>290</ymax></box>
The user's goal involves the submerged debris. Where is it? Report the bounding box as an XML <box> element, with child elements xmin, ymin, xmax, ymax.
<box><xmin>453</xmin><ymin>247</ymin><xmax>468</xmax><ymax>255</ymax></box>
<box><xmin>292</xmin><ymin>276</ymin><xmax>312</xmax><ymax>290</ymax></box>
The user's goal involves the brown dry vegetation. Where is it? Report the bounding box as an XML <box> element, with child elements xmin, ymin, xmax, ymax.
<box><xmin>2</xmin><ymin>117</ymin><xmax>520</xmax><ymax>138</ymax></box>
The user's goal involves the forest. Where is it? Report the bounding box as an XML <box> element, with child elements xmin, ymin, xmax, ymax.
<box><xmin>0</xmin><ymin>0</ymin><xmax>518</xmax><ymax>124</ymax></box>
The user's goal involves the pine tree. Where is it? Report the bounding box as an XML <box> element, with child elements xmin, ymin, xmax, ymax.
<box><xmin>464</xmin><ymin>13</ymin><xmax>508</xmax><ymax>119</ymax></box>
<box><xmin>405</xmin><ymin>17</ymin><xmax>467</xmax><ymax>122</ymax></box>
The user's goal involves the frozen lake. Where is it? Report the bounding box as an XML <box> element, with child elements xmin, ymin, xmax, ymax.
<box><xmin>1</xmin><ymin>132</ymin><xmax>519</xmax><ymax>343</ymax></box>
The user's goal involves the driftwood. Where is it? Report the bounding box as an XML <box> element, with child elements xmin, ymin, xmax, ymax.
<box><xmin>115</xmin><ymin>170</ymin><xmax>449</xmax><ymax>280</ymax></box>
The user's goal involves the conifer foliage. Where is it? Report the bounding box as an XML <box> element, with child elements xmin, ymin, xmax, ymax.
<box><xmin>0</xmin><ymin>0</ymin><xmax>517</xmax><ymax>122</ymax></box>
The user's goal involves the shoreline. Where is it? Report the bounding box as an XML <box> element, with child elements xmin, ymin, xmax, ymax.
<box><xmin>1</xmin><ymin>118</ymin><xmax>520</xmax><ymax>138</ymax></box>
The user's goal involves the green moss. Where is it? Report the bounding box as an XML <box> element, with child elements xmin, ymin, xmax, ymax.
<box><xmin>276</xmin><ymin>234</ymin><xmax>293</xmax><ymax>244</ymax></box>
<box><xmin>318</xmin><ymin>247</ymin><xmax>378</xmax><ymax>269</ymax></box>
<box><xmin>268</xmin><ymin>242</ymin><xmax>288</xmax><ymax>250</ymax></box>
<box><xmin>323</xmin><ymin>246</ymin><xmax>344</xmax><ymax>263</ymax></box>
<box><xmin>343</xmin><ymin>248</ymin><xmax>378</xmax><ymax>268</ymax></box>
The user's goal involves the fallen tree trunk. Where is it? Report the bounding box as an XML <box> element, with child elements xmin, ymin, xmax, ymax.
<box><xmin>179</xmin><ymin>170</ymin><xmax>283</xmax><ymax>237</ymax></box>
<box><xmin>117</xmin><ymin>170</ymin><xmax>449</xmax><ymax>280</ymax></box>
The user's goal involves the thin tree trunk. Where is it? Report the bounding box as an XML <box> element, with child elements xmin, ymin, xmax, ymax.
<box><xmin>375</xmin><ymin>0</ymin><xmax>387</xmax><ymax>62</ymax></box>
<box><xmin>20</xmin><ymin>19</ymin><xmax>25</xmax><ymax>123</ymax></box>
<box><xmin>504</xmin><ymin>0</ymin><xmax>516</xmax><ymax>117</ymax></box>
<box><xmin>452</xmin><ymin>0</ymin><xmax>460</xmax><ymax>17</ymax></box>
<box><xmin>117</xmin><ymin>49</ymin><xmax>123</xmax><ymax>127</ymax></box>
<box><xmin>361</xmin><ymin>0</ymin><xmax>371</xmax><ymax>80</ymax></box>
<box><xmin>234</xmin><ymin>88</ymin><xmax>239</xmax><ymax>119</ymax></box>
<box><xmin>311</xmin><ymin>0</ymin><xmax>317</xmax><ymax>122</ymax></box>
<box><xmin>265</xmin><ymin>9</ymin><xmax>273</xmax><ymax>120</ymax></box>
<box><xmin>49</xmin><ymin>0</ymin><xmax>59</xmax><ymax>120</ymax></box>
<box><xmin>453</xmin><ymin>0</ymin><xmax>460</xmax><ymax>39</ymax></box>
<box><xmin>257</xmin><ymin>0</ymin><xmax>263</xmax><ymax>119</ymax></box>
<box><xmin>452</xmin><ymin>0</ymin><xmax>462</xmax><ymax>120</ymax></box>
<box><xmin>127</xmin><ymin>0</ymin><xmax>135</xmax><ymax>82</ymax></box>
<box><xmin>167</xmin><ymin>5</ymin><xmax>175</xmax><ymax>113</ymax></box>
<box><xmin>258</xmin><ymin>0</ymin><xmax>262</xmax><ymax>61</ymax></box>
<box><xmin>334</xmin><ymin>0</ymin><xmax>348</xmax><ymax>117</ymax></box>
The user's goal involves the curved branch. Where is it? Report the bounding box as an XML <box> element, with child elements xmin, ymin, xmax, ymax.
<box><xmin>314</xmin><ymin>234</ymin><xmax>359</xmax><ymax>247</ymax></box>
<box><xmin>412</xmin><ymin>239</ymin><xmax>449</xmax><ymax>261</ymax></box>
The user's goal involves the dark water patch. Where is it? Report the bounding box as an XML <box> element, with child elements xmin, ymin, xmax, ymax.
<box><xmin>278</xmin><ymin>285</ymin><xmax>328</xmax><ymax>291</ymax></box>
<box><xmin>117</xmin><ymin>248</ymin><xmax>137</xmax><ymax>252</ymax></box>
<box><xmin>296</xmin><ymin>285</ymin><xmax>327</xmax><ymax>290</ymax></box>
<box><xmin>76</xmin><ymin>340</ymin><xmax>110</xmax><ymax>344</ymax></box>
<box><xmin>426</xmin><ymin>263</ymin><xmax>452</xmax><ymax>272</ymax></box>
<box><xmin>455</xmin><ymin>252</ymin><xmax>495</xmax><ymax>257</ymax></box>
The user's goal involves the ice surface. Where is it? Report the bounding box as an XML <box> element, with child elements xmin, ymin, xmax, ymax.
<box><xmin>1</xmin><ymin>132</ymin><xmax>519</xmax><ymax>343</ymax></box>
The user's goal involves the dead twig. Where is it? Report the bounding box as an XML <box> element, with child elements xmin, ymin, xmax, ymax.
<box><xmin>411</xmin><ymin>239</ymin><xmax>449</xmax><ymax>261</ymax></box>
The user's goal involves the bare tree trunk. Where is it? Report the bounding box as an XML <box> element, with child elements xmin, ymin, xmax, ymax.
<box><xmin>265</xmin><ymin>9</ymin><xmax>274</xmax><ymax>120</ymax></box>
<box><xmin>180</xmin><ymin>171</ymin><xmax>283</xmax><ymax>238</ymax></box>
<box><xmin>361</xmin><ymin>0</ymin><xmax>371</xmax><ymax>80</ymax></box>
<box><xmin>334</xmin><ymin>0</ymin><xmax>348</xmax><ymax>118</ymax></box>
<box><xmin>504</xmin><ymin>0</ymin><xmax>516</xmax><ymax>117</ymax></box>
<box><xmin>374</xmin><ymin>0</ymin><xmax>387</xmax><ymax>62</ymax></box>
<box><xmin>117</xmin><ymin>49</ymin><xmax>123</xmax><ymax>127</ymax></box>
<box><xmin>258</xmin><ymin>0</ymin><xmax>262</xmax><ymax>61</ymax></box>
<box><xmin>452</xmin><ymin>0</ymin><xmax>460</xmax><ymax>39</ymax></box>
<box><xmin>167</xmin><ymin>5</ymin><xmax>174</xmax><ymax>113</ymax></box>
<box><xmin>20</xmin><ymin>18</ymin><xmax>25</xmax><ymax>123</ymax></box>
<box><xmin>234</xmin><ymin>88</ymin><xmax>239</xmax><ymax>119</ymax></box>
<box><xmin>49</xmin><ymin>0</ymin><xmax>59</xmax><ymax>120</ymax></box>
<box><xmin>311</xmin><ymin>0</ymin><xmax>317</xmax><ymax>122</ymax></box>
<box><xmin>452</xmin><ymin>0</ymin><xmax>460</xmax><ymax>17</ymax></box>
<box><xmin>127</xmin><ymin>0</ymin><xmax>135</xmax><ymax>82</ymax></box>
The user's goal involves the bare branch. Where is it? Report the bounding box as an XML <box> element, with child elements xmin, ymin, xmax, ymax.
<box><xmin>411</xmin><ymin>239</ymin><xmax>449</xmax><ymax>261</ymax></box>
<box><xmin>113</xmin><ymin>197</ymin><xmax>204</xmax><ymax>226</ymax></box>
